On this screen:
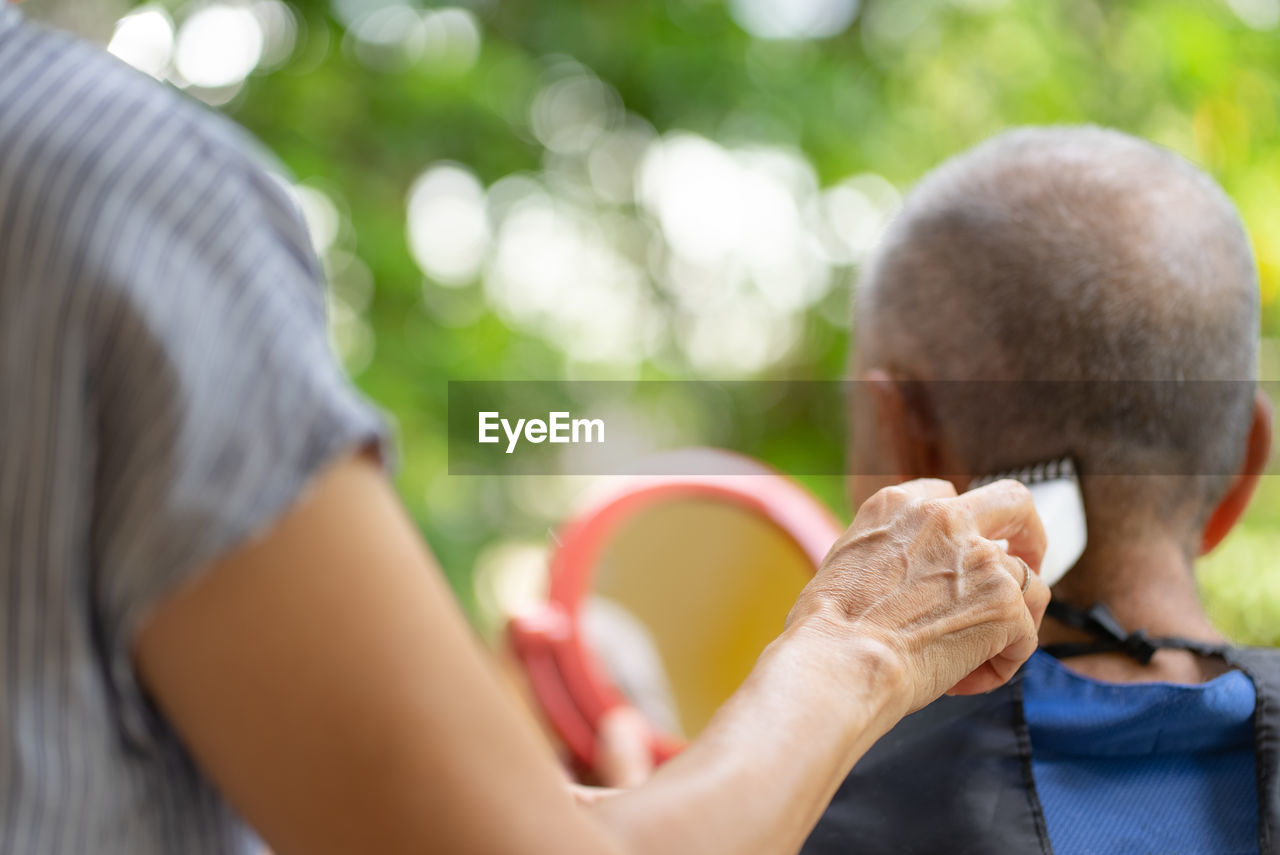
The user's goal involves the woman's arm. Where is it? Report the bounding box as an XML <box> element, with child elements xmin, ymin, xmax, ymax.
<box><xmin>135</xmin><ymin>454</ymin><xmax>1047</xmax><ymax>855</ymax></box>
<box><xmin>585</xmin><ymin>476</ymin><xmax>1050</xmax><ymax>855</ymax></box>
<box><xmin>584</xmin><ymin>623</ymin><xmax>905</xmax><ymax>855</ymax></box>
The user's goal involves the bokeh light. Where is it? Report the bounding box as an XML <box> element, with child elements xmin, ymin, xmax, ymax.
<box><xmin>1227</xmin><ymin>0</ymin><xmax>1280</xmax><ymax>30</ymax></box>
<box><xmin>729</xmin><ymin>0</ymin><xmax>861</xmax><ymax>39</ymax></box>
<box><xmin>107</xmin><ymin>5</ymin><xmax>174</xmax><ymax>79</ymax></box>
<box><xmin>290</xmin><ymin>183</ymin><xmax>342</xmax><ymax>257</ymax></box>
<box><xmin>174</xmin><ymin>4</ymin><xmax>264</xmax><ymax>89</ymax></box>
<box><xmin>252</xmin><ymin>0</ymin><xmax>299</xmax><ymax>70</ymax></box>
<box><xmin>485</xmin><ymin>192</ymin><xmax>660</xmax><ymax>367</ymax></box>
<box><xmin>531</xmin><ymin>66</ymin><xmax>623</xmax><ymax>155</ymax></box>
<box><xmin>421</xmin><ymin>8</ymin><xmax>482</xmax><ymax>74</ymax></box>
<box><xmin>407</xmin><ymin>164</ymin><xmax>492</xmax><ymax>287</ymax></box>
<box><xmin>78</xmin><ymin>0</ymin><xmax>1280</xmax><ymax>638</ymax></box>
<box><xmin>341</xmin><ymin>4</ymin><xmax>480</xmax><ymax>74</ymax></box>
<box><xmin>815</xmin><ymin>174</ymin><xmax>901</xmax><ymax>265</ymax></box>
<box><xmin>347</xmin><ymin>3</ymin><xmax>425</xmax><ymax>72</ymax></box>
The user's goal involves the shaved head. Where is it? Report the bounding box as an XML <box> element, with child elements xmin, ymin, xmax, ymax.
<box><xmin>855</xmin><ymin>126</ymin><xmax>1259</xmax><ymax>545</ymax></box>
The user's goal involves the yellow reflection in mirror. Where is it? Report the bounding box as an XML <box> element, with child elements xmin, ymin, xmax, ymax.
<box><xmin>592</xmin><ymin>499</ymin><xmax>813</xmax><ymax>738</ymax></box>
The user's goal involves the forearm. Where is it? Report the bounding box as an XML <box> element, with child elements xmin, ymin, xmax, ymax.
<box><xmin>589</xmin><ymin>620</ymin><xmax>908</xmax><ymax>855</ymax></box>
<box><xmin>138</xmin><ymin>460</ymin><xmax>1042</xmax><ymax>855</ymax></box>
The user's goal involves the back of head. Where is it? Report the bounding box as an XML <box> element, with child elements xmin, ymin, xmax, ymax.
<box><xmin>857</xmin><ymin>126</ymin><xmax>1259</xmax><ymax>547</ymax></box>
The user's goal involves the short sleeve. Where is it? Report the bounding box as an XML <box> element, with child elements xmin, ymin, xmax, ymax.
<box><xmin>71</xmin><ymin>109</ymin><xmax>390</xmax><ymax>742</ymax></box>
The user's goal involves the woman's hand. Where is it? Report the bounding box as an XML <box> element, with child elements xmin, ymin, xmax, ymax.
<box><xmin>788</xmin><ymin>478</ymin><xmax>1051</xmax><ymax>717</ymax></box>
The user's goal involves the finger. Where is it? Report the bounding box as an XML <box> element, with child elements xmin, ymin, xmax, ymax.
<box><xmin>594</xmin><ymin>706</ymin><xmax>654</xmax><ymax>788</ymax></box>
<box><xmin>1022</xmin><ymin>563</ymin><xmax>1051</xmax><ymax>629</ymax></box>
<box><xmin>1012</xmin><ymin>555</ymin><xmax>1029</xmax><ymax>591</ymax></box>
<box><xmin>983</xmin><ymin>555</ymin><xmax>1049</xmax><ymax>678</ymax></box>
<box><xmin>850</xmin><ymin>479</ymin><xmax>958</xmax><ymax>529</ymax></box>
<box><xmin>894</xmin><ymin>478</ymin><xmax>959</xmax><ymax>500</ymax></box>
<box><xmin>947</xmin><ymin>622</ymin><xmax>1037</xmax><ymax>695</ymax></box>
<box><xmin>948</xmin><ymin>555</ymin><xmax>1048</xmax><ymax>696</ymax></box>
<box><xmin>954</xmin><ymin>479</ymin><xmax>1047</xmax><ymax>572</ymax></box>
<box><xmin>946</xmin><ymin>662</ymin><xmax>1000</xmax><ymax>696</ymax></box>
<box><xmin>1006</xmin><ymin>553</ymin><xmax>1050</xmax><ymax>626</ymax></box>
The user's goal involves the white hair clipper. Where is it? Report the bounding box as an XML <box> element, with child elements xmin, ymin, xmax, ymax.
<box><xmin>969</xmin><ymin>457</ymin><xmax>1087</xmax><ymax>587</ymax></box>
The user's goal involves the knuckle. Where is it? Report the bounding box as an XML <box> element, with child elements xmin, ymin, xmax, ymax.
<box><xmin>920</xmin><ymin>499</ymin><xmax>965</xmax><ymax>538</ymax></box>
<box><xmin>859</xmin><ymin>485</ymin><xmax>917</xmax><ymax>523</ymax></box>
<box><xmin>859</xmin><ymin>486</ymin><xmax>901</xmax><ymax>516</ymax></box>
<box><xmin>973</xmin><ymin>555</ymin><xmax>1023</xmax><ymax>607</ymax></box>
<box><xmin>993</xmin><ymin>478</ymin><xmax>1033</xmax><ymax>503</ymax></box>
<box><xmin>968</xmin><ymin>539</ymin><xmax>1007</xmax><ymax>571</ymax></box>
<box><xmin>966</xmin><ymin>532</ymin><xmax>998</xmax><ymax>555</ymax></box>
<box><xmin>1000</xmin><ymin>575</ymin><xmax>1026</xmax><ymax>609</ymax></box>
<box><xmin>877</xmin><ymin>485</ymin><xmax>912</xmax><ymax>507</ymax></box>
<box><xmin>1003</xmin><ymin>574</ymin><xmax>1032</xmax><ymax>613</ymax></box>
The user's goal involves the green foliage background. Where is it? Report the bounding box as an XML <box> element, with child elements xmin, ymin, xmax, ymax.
<box><xmin>58</xmin><ymin>0</ymin><xmax>1280</xmax><ymax>641</ymax></box>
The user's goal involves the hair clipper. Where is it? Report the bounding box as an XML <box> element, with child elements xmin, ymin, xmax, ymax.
<box><xmin>969</xmin><ymin>457</ymin><xmax>1087</xmax><ymax>587</ymax></box>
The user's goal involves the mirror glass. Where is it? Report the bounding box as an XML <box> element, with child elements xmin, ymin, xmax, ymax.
<box><xmin>586</xmin><ymin>498</ymin><xmax>814</xmax><ymax>739</ymax></box>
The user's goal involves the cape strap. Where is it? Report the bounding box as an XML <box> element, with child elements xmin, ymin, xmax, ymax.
<box><xmin>1042</xmin><ymin>600</ymin><xmax>1230</xmax><ymax>664</ymax></box>
<box><xmin>1224</xmin><ymin>647</ymin><xmax>1280</xmax><ymax>855</ymax></box>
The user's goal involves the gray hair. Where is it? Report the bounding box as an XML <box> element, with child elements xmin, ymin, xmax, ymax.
<box><xmin>857</xmin><ymin>126</ymin><xmax>1259</xmax><ymax>542</ymax></box>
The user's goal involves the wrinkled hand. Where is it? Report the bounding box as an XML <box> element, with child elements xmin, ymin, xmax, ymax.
<box><xmin>788</xmin><ymin>478</ymin><xmax>1051</xmax><ymax>715</ymax></box>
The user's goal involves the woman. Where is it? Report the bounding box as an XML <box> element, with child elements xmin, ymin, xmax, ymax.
<box><xmin>0</xmin><ymin>4</ymin><xmax>1049</xmax><ymax>853</ymax></box>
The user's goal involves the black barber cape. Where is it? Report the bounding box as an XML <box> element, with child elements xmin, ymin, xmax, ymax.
<box><xmin>801</xmin><ymin>648</ymin><xmax>1280</xmax><ymax>855</ymax></box>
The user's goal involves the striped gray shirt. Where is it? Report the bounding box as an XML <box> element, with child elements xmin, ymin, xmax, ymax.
<box><xmin>0</xmin><ymin>9</ymin><xmax>386</xmax><ymax>852</ymax></box>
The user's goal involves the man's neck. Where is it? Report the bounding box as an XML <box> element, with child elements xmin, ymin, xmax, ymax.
<box><xmin>1039</xmin><ymin>537</ymin><xmax>1231</xmax><ymax>684</ymax></box>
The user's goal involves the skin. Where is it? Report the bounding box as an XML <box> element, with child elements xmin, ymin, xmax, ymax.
<box><xmin>850</xmin><ymin>360</ymin><xmax>1273</xmax><ymax>685</ymax></box>
<box><xmin>593</xmin><ymin>707</ymin><xmax>655</xmax><ymax>789</ymax></box>
<box><xmin>135</xmin><ymin>452</ymin><xmax>1049</xmax><ymax>855</ymax></box>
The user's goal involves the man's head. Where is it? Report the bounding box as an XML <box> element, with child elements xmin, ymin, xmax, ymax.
<box><xmin>850</xmin><ymin>126</ymin><xmax>1270</xmax><ymax>556</ymax></box>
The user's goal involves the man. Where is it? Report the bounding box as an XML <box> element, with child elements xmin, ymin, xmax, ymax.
<box><xmin>803</xmin><ymin>126</ymin><xmax>1275</xmax><ymax>854</ymax></box>
<box><xmin>0</xmin><ymin>6</ymin><xmax>1052</xmax><ymax>854</ymax></box>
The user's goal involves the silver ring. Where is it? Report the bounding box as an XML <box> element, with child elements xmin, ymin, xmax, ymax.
<box><xmin>1017</xmin><ymin>558</ymin><xmax>1032</xmax><ymax>594</ymax></box>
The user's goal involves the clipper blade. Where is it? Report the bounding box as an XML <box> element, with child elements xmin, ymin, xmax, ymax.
<box><xmin>969</xmin><ymin>457</ymin><xmax>1086</xmax><ymax>588</ymax></box>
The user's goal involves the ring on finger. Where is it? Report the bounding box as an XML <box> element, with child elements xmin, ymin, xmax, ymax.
<box><xmin>1015</xmin><ymin>556</ymin><xmax>1032</xmax><ymax>594</ymax></box>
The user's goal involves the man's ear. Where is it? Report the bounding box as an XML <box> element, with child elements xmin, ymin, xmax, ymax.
<box><xmin>1200</xmin><ymin>388</ymin><xmax>1272</xmax><ymax>555</ymax></box>
<box><xmin>862</xmin><ymin>369</ymin><xmax>942</xmax><ymax>481</ymax></box>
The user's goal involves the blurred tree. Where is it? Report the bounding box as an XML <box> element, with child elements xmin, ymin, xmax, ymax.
<box><xmin>30</xmin><ymin>0</ymin><xmax>1280</xmax><ymax>640</ymax></box>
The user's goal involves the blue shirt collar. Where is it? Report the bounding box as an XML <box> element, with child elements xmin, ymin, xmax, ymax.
<box><xmin>1021</xmin><ymin>650</ymin><xmax>1257</xmax><ymax>756</ymax></box>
